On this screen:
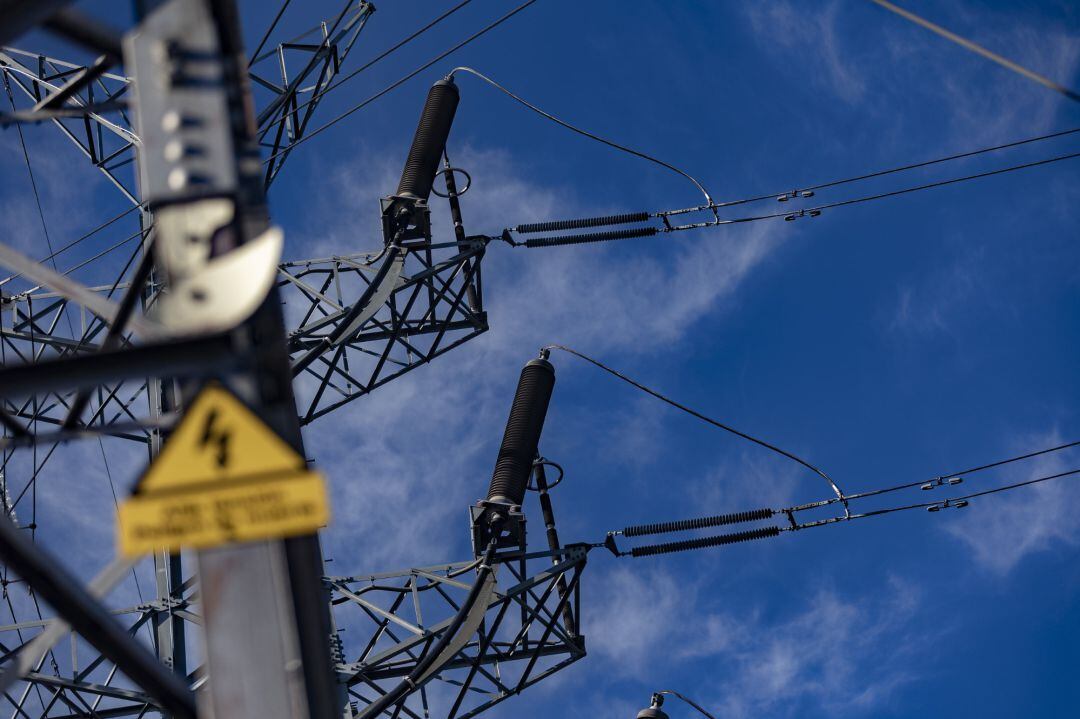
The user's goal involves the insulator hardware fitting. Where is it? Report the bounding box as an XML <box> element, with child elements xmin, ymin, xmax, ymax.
<box><xmin>921</xmin><ymin>476</ymin><xmax>964</xmax><ymax>490</ymax></box>
<box><xmin>777</xmin><ymin>190</ymin><xmax>815</xmax><ymax>202</ymax></box>
<box><xmin>784</xmin><ymin>209</ymin><xmax>822</xmax><ymax>221</ymax></box>
<box><xmin>927</xmin><ymin>499</ymin><xmax>969</xmax><ymax>512</ymax></box>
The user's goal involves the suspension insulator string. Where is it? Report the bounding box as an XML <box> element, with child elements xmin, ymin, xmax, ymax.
<box><xmin>523</xmin><ymin>227</ymin><xmax>658</xmax><ymax>248</ymax></box>
<box><xmin>515</xmin><ymin>212</ymin><xmax>651</xmax><ymax>234</ymax></box>
<box><xmin>626</xmin><ymin>526</ymin><xmax>782</xmax><ymax>558</ymax></box>
<box><xmin>620</xmin><ymin>508</ymin><xmax>775</xmax><ymax>538</ymax></box>
<box><xmin>495</xmin><ymin>134</ymin><xmax>1080</xmax><ymax>249</ymax></box>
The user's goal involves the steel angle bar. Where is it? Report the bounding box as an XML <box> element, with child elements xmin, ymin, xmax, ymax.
<box><xmin>303</xmin><ymin>327</ymin><xmax>487</xmax><ymax>423</ymax></box>
<box><xmin>338</xmin><ymin>554</ymin><xmax>586</xmax><ymax>682</ymax></box>
<box><xmin>328</xmin><ymin>561</ymin><xmax>480</xmax><ymax>584</ymax></box>
<box><xmin>0</xmin><ymin>517</ymin><xmax>194</xmax><ymax>719</ymax></box>
<box><xmin>0</xmin><ymin>332</ymin><xmax>238</xmax><ymax>398</ymax></box>
<box><xmin>0</xmin><ymin>244</ymin><xmax>155</xmax><ymax>339</ymax></box>
<box><xmin>32</xmin><ymin>55</ymin><xmax>118</xmax><ymax>113</ymax></box>
<box><xmin>0</xmin><ymin>328</ymin><xmax>102</xmax><ymax>354</ymax></box>
<box><xmin>0</xmin><ymin>556</ymin><xmax>135</xmax><ymax>695</ymax></box>
<box><xmin>332</xmin><ymin>585</ymin><xmax>427</xmax><ymax>637</ymax></box>
<box><xmin>455</xmin><ymin>653</ymin><xmax>585</xmax><ymax>719</ymax></box>
<box><xmin>278</xmin><ymin>271</ymin><xmax>345</xmax><ymax>312</ymax></box>
<box><xmin>23</xmin><ymin>673</ymin><xmax>153</xmax><ymax>704</ymax></box>
<box><xmin>39</xmin><ymin>703</ymin><xmax>152</xmax><ymax>719</ymax></box>
<box><xmin>0</xmin><ymin>51</ymin><xmax>135</xmax><ymax>142</ymax></box>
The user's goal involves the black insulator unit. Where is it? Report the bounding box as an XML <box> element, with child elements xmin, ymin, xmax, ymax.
<box><xmin>524</xmin><ymin>226</ymin><xmax>658</xmax><ymax>248</ymax></box>
<box><xmin>487</xmin><ymin>359</ymin><xmax>556</xmax><ymax>507</ymax></box>
<box><xmin>622</xmin><ymin>508</ymin><xmax>775</xmax><ymax>538</ymax></box>
<box><xmin>516</xmin><ymin>212</ymin><xmax>651</xmax><ymax>234</ymax></box>
<box><xmin>396</xmin><ymin>78</ymin><xmax>460</xmax><ymax>201</ymax></box>
<box><xmin>629</xmin><ymin>526</ymin><xmax>781</xmax><ymax>558</ymax></box>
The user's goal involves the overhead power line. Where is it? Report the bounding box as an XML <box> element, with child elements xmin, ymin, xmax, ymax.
<box><xmin>540</xmin><ymin>344</ymin><xmax>848</xmax><ymax>507</ymax></box>
<box><xmin>448</xmin><ymin>66</ymin><xmax>716</xmax><ymax>206</ymax></box>
<box><xmin>262</xmin><ymin>0</ymin><xmax>541</xmax><ymax>166</ymax></box>
<box><xmin>504</xmin><ymin>148</ymin><xmax>1080</xmax><ymax>247</ymax></box>
<box><xmin>0</xmin><ymin>205</ymin><xmax>141</xmax><ymax>287</ymax></box>
<box><xmin>870</xmin><ymin>0</ymin><xmax>1080</xmax><ymax>103</ymax></box>
<box><xmin>258</xmin><ymin>0</ymin><xmax>475</xmax><ymax>131</ymax></box>
<box><xmin>792</xmin><ymin>466</ymin><xmax>1080</xmax><ymax>530</ymax></box>
<box><xmin>680</xmin><ymin>126</ymin><xmax>1080</xmax><ymax>215</ymax></box>
<box><xmin>248</xmin><ymin>0</ymin><xmax>294</xmax><ymax>64</ymax></box>
<box><xmin>605</xmin><ymin>439</ymin><xmax>1080</xmax><ymax>558</ymax></box>
<box><xmin>785</xmin><ymin>438</ymin><xmax>1080</xmax><ymax>514</ymax></box>
<box><xmin>756</xmin><ymin>150</ymin><xmax>1080</xmax><ymax>223</ymax></box>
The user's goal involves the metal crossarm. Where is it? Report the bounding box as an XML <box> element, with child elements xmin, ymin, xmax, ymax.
<box><xmin>330</xmin><ymin>546</ymin><xmax>588</xmax><ymax>719</ymax></box>
<box><xmin>284</xmin><ymin>239</ymin><xmax>488</xmax><ymax>423</ymax></box>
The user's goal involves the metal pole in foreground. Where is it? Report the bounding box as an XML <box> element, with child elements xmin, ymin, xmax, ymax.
<box><xmin>125</xmin><ymin>1</ymin><xmax>339</xmax><ymax>717</ymax></box>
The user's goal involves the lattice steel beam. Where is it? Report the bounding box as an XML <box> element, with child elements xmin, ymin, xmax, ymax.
<box><xmin>331</xmin><ymin>545</ymin><xmax>588</xmax><ymax>719</ymax></box>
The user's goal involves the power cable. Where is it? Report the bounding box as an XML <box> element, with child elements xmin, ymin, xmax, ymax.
<box><xmin>662</xmin><ymin>126</ymin><xmax>1080</xmax><ymax>216</ymax></box>
<box><xmin>248</xmin><ymin>0</ymin><xmax>293</xmax><ymax>65</ymax></box>
<box><xmin>258</xmin><ymin>0</ymin><xmax>474</xmax><ymax>132</ymax></box>
<box><xmin>506</xmin><ymin>149</ymin><xmax>1080</xmax><ymax>247</ymax></box>
<box><xmin>774</xmin><ymin>150</ymin><xmax>1080</xmax><ymax>223</ymax></box>
<box><xmin>611</xmin><ymin>467</ymin><xmax>1080</xmax><ymax>557</ymax></box>
<box><xmin>540</xmin><ymin>345</ymin><xmax>847</xmax><ymax>507</ymax></box>
<box><xmin>791</xmin><ymin>466</ymin><xmax>1080</xmax><ymax>531</ymax></box>
<box><xmin>262</xmin><ymin>0</ymin><xmax>540</xmax><ymax>166</ymax></box>
<box><xmin>606</xmin><ymin>440</ymin><xmax>1080</xmax><ymax>558</ymax></box>
<box><xmin>0</xmin><ymin>205</ymin><xmax>141</xmax><ymax>287</ymax></box>
<box><xmin>5</xmin><ymin>77</ymin><xmax>60</xmax><ymax>272</ymax></box>
<box><xmin>96</xmin><ymin>437</ymin><xmax>144</xmax><ymax>603</ymax></box>
<box><xmin>869</xmin><ymin>0</ymin><xmax>1080</xmax><ymax>103</ymax></box>
<box><xmin>655</xmin><ymin>691</ymin><xmax>718</xmax><ymax>719</ymax></box>
<box><xmin>448</xmin><ymin>66</ymin><xmax>715</xmax><ymax>207</ymax></box>
<box><xmin>785</xmin><ymin>438</ymin><xmax>1080</xmax><ymax>513</ymax></box>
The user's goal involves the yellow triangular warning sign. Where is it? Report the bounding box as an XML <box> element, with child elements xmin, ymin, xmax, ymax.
<box><xmin>139</xmin><ymin>383</ymin><xmax>305</xmax><ymax>492</ymax></box>
<box><xmin>117</xmin><ymin>383</ymin><xmax>329</xmax><ymax>557</ymax></box>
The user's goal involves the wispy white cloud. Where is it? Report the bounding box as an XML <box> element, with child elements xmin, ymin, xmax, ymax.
<box><xmin>581</xmin><ymin>564</ymin><xmax>925</xmax><ymax>718</ymax></box>
<box><xmin>745</xmin><ymin>1</ymin><xmax>867</xmax><ymax>104</ymax></box>
<box><xmin>887</xmin><ymin>243</ymin><xmax>986</xmax><ymax>336</ymax></box>
<box><xmin>743</xmin><ymin>0</ymin><xmax>1080</xmax><ymax>145</ymax></box>
<box><xmin>302</xmin><ymin>143</ymin><xmax>781</xmax><ymax>571</ymax></box>
<box><xmin>945</xmin><ymin>430</ymin><xmax>1080</xmax><ymax>575</ymax></box>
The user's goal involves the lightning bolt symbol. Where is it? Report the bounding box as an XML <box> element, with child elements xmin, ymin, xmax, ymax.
<box><xmin>199</xmin><ymin>408</ymin><xmax>230</xmax><ymax>468</ymax></box>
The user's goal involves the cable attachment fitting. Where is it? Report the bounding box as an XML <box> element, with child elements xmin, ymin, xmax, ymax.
<box><xmin>636</xmin><ymin>694</ymin><xmax>668</xmax><ymax>719</ymax></box>
<box><xmin>927</xmin><ymin>498</ymin><xmax>970</xmax><ymax>512</ymax></box>
<box><xmin>777</xmin><ymin>190</ymin><xmax>815</xmax><ymax>202</ymax></box>
<box><xmin>921</xmin><ymin>476</ymin><xmax>963</xmax><ymax>491</ymax></box>
<box><xmin>526</xmin><ymin>457</ymin><xmax>564</xmax><ymax>491</ymax></box>
<box><xmin>469</xmin><ymin>499</ymin><xmax>524</xmax><ymax>556</ymax></box>
<box><xmin>783</xmin><ymin>208</ymin><xmax>822</xmax><ymax>222</ymax></box>
<box><xmin>431</xmin><ymin>166</ymin><xmax>472</xmax><ymax>198</ymax></box>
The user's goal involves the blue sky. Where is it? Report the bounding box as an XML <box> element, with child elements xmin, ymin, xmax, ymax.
<box><xmin>1</xmin><ymin>1</ymin><xmax>1079</xmax><ymax>718</ymax></box>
